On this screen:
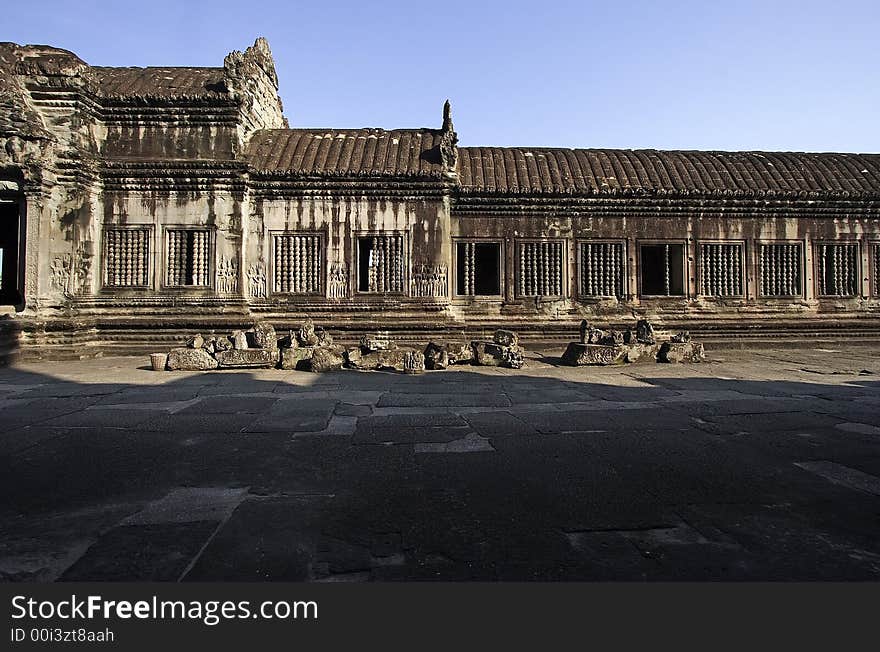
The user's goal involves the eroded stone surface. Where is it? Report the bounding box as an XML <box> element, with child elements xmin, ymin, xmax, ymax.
<box><xmin>561</xmin><ymin>342</ymin><xmax>626</xmax><ymax>366</ymax></box>
<box><xmin>215</xmin><ymin>349</ymin><xmax>278</xmax><ymax>368</ymax></box>
<box><xmin>658</xmin><ymin>341</ymin><xmax>706</xmax><ymax>363</ymax></box>
<box><xmin>280</xmin><ymin>347</ymin><xmax>315</xmax><ymax>370</ymax></box>
<box><xmin>166</xmin><ymin>348</ymin><xmax>218</xmax><ymax>371</ymax></box>
<box><xmin>423</xmin><ymin>342</ymin><xmax>449</xmax><ymax>370</ymax></box>
<box><xmin>311</xmin><ymin>346</ymin><xmax>344</xmax><ymax>372</ymax></box>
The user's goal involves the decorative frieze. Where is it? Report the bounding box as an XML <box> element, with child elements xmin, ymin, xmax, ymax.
<box><xmin>104</xmin><ymin>228</ymin><xmax>150</xmax><ymax>288</ymax></box>
<box><xmin>518</xmin><ymin>241</ymin><xmax>563</xmax><ymax>297</ymax></box>
<box><xmin>760</xmin><ymin>243</ymin><xmax>802</xmax><ymax>297</ymax></box>
<box><xmin>410</xmin><ymin>264</ymin><xmax>447</xmax><ymax>298</ymax></box>
<box><xmin>51</xmin><ymin>243</ymin><xmax>93</xmax><ymax>298</ymax></box>
<box><xmin>579</xmin><ymin>242</ymin><xmax>624</xmax><ymax>298</ymax></box>
<box><xmin>699</xmin><ymin>243</ymin><xmax>743</xmax><ymax>297</ymax></box>
<box><xmin>273</xmin><ymin>233</ymin><xmax>322</xmax><ymax>294</ymax></box>
<box><xmin>817</xmin><ymin>243</ymin><xmax>858</xmax><ymax>297</ymax></box>
<box><xmin>328</xmin><ymin>262</ymin><xmax>348</xmax><ymax>299</ymax></box>
<box><xmin>246</xmin><ymin>262</ymin><xmax>267</xmax><ymax>298</ymax></box>
<box><xmin>216</xmin><ymin>257</ymin><xmax>238</xmax><ymax>294</ymax></box>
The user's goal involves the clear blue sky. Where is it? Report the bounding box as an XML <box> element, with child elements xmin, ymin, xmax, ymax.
<box><xmin>6</xmin><ymin>0</ymin><xmax>879</xmax><ymax>152</ymax></box>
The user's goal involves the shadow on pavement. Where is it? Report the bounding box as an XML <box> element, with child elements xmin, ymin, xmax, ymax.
<box><xmin>0</xmin><ymin>358</ymin><xmax>878</xmax><ymax>582</ymax></box>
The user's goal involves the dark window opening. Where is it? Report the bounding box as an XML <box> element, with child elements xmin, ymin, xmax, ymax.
<box><xmin>817</xmin><ymin>243</ymin><xmax>858</xmax><ymax>297</ymax></box>
<box><xmin>640</xmin><ymin>244</ymin><xmax>685</xmax><ymax>296</ymax></box>
<box><xmin>456</xmin><ymin>242</ymin><xmax>501</xmax><ymax>296</ymax></box>
<box><xmin>357</xmin><ymin>235</ymin><xmax>404</xmax><ymax>293</ymax></box>
<box><xmin>0</xmin><ymin>200</ymin><xmax>21</xmax><ymax>303</ymax></box>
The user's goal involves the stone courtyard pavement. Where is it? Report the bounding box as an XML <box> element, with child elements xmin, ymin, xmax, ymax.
<box><xmin>1</xmin><ymin>344</ymin><xmax>879</xmax><ymax>581</ymax></box>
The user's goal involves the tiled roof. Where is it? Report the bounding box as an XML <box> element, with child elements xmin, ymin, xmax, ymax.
<box><xmin>457</xmin><ymin>147</ymin><xmax>880</xmax><ymax>197</ymax></box>
<box><xmin>245</xmin><ymin>128</ymin><xmax>446</xmax><ymax>178</ymax></box>
<box><xmin>90</xmin><ymin>66</ymin><xmax>228</xmax><ymax>99</ymax></box>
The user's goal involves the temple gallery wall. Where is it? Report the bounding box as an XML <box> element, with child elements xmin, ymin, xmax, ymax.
<box><xmin>1</xmin><ymin>37</ymin><xmax>879</xmax><ymax>360</ymax></box>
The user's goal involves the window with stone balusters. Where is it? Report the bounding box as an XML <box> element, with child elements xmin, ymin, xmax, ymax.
<box><xmin>165</xmin><ymin>229</ymin><xmax>212</xmax><ymax>287</ymax></box>
<box><xmin>699</xmin><ymin>242</ymin><xmax>744</xmax><ymax>297</ymax></box>
<box><xmin>516</xmin><ymin>240</ymin><xmax>564</xmax><ymax>297</ymax></box>
<box><xmin>273</xmin><ymin>233</ymin><xmax>323</xmax><ymax>294</ymax></box>
<box><xmin>357</xmin><ymin>234</ymin><xmax>405</xmax><ymax>293</ymax></box>
<box><xmin>579</xmin><ymin>241</ymin><xmax>625</xmax><ymax>298</ymax></box>
<box><xmin>759</xmin><ymin>242</ymin><xmax>803</xmax><ymax>297</ymax></box>
<box><xmin>103</xmin><ymin>227</ymin><xmax>151</xmax><ymax>288</ymax></box>
<box><xmin>874</xmin><ymin>243</ymin><xmax>880</xmax><ymax>296</ymax></box>
<box><xmin>816</xmin><ymin>242</ymin><xmax>859</xmax><ymax>297</ymax></box>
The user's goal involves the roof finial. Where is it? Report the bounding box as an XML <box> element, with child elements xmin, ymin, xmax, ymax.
<box><xmin>442</xmin><ymin>99</ymin><xmax>454</xmax><ymax>133</ymax></box>
<box><xmin>439</xmin><ymin>99</ymin><xmax>458</xmax><ymax>178</ymax></box>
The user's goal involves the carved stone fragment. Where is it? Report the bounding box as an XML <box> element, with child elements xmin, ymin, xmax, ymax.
<box><xmin>561</xmin><ymin>343</ymin><xmax>627</xmax><ymax>366</ymax></box>
<box><xmin>361</xmin><ymin>332</ymin><xmax>394</xmax><ymax>351</ymax></box>
<box><xmin>280</xmin><ymin>346</ymin><xmax>314</xmax><ymax>370</ymax></box>
<box><xmin>232</xmin><ymin>330</ymin><xmax>249</xmax><ymax>350</ymax></box>
<box><xmin>446</xmin><ymin>342</ymin><xmax>473</xmax><ymax>365</ymax></box>
<box><xmin>493</xmin><ymin>329</ymin><xmax>519</xmax><ymax>347</ymax></box>
<box><xmin>167</xmin><ymin>347</ymin><xmax>219</xmax><ymax>371</ymax></box>
<box><xmin>423</xmin><ymin>342</ymin><xmax>449</xmax><ymax>370</ymax></box>
<box><xmin>310</xmin><ymin>346</ymin><xmax>344</xmax><ymax>372</ymax></box>
<box><xmin>250</xmin><ymin>320</ymin><xmax>278</xmax><ymax>350</ymax></box>
<box><xmin>403</xmin><ymin>350</ymin><xmax>425</xmax><ymax>374</ymax></box>
<box><xmin>186</xmin><ymin>334</ymin><xmax>205</xmax><ymax>349</ymax></box>
<box><xmin>636</xmin><ymin>319</ymin><xmax>656</xmax><ymax>345</ymax></box>
<box><xmin>503</xmin><ymin>346</ymin><xmax>525</xmax><ymax>369</ymax></box>
<box><xmin>471</xmin><ymin>341</ymin><xmax>506</xmax><ymax>366</ymax></box>
<box><xmin>215</xmin><ymin>349</ymin><xmax>278</xmax><ymax>368</ymax></box>
<box><xmin>658</xmin><ymin>341</ymin><xmax>705</xmax><ymax>363</ymax></box>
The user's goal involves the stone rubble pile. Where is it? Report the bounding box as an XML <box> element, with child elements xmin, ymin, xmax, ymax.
<box><xmin>158</xmin><ymin>324</ymin><xmax>529</xmax><ymax>373</ymax></box>
<box><xmin>561</xmin><ymin>319</ymin><xmax>705</xmax><ymax>366</ymax></box>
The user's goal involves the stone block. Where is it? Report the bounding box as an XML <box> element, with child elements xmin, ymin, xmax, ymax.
<box><xmin>423</xmin><ymin>342</ymin><xmax>449</xmax><ymax>370</ymax></box>
<box><xmin>623</xmin><ymin>343</ymin><xmax>660</xmax><ymax>363</ymax></box>
<box><xmin>658</xmin><ymin>341</ymin><xmax>706</xmax><ymax>363</ymax></box>
<box><xmin>186</xmin><ymin>334</ymin><xmax>204</xmax><ymax>349</ymax></box>
<box><xmin>377</xmin><ymin>347</ymin><xmax>419</xmax><ymax>371</ymax></box>
<box><xmin>167</xmin><ymin>347</ymin><xmax>218</xmax><ymax>371</ymax></box>
<box><xmin>214</xmin><ymin>336</ymin><xmax>232</xmax><ymax>352</ymax></box>
<box><xmin>503</xmin><ymin>346</ymin><xmax>525</xmax><ymax>369</ymax></box>
<box><xmin>280</xmin><ymin>347</ymin><xmax>315</xmax><ymax>371</ymax></box>
<box><xmin>493</xmin><ymin>329</ymin><xmax>519</xmax><ymax>347</ymax></box>
<box><xmin>361</xmin><ymin>331</ymin><xmax>394</xmax><ymax>351</ymax></box>
<box><xmin>345</xmin><ymin>348</ymin><xmax>381</xmax><ymax>370</ymax></box>
<box><xmin>561</xmin><ymin>342</ymin><xmax>626</xmax><ymax>366</ymax></box>
<box><xmin>636</xmin><ymin>319</ymin><xmax>656</xmax><ymax>344</ymax></box>
<box><xmin>403</xmin><ymin>350</ymin><xmax>425</xmax><ymax>374</ymax></box>
<box><xmin>471</xmin><ymin>341</ymin><xmax>505</xmax><ymax>366</ymax></box>
<box><xmin>215</xmin><ymin>349</ymin><xmax>278</xmax><ymax>368</ymax></box>
<box><xmin>250</xmin><ymin>320</ymin><xmax>278</xmax><ymax>350</ymax></box>
<box><xmin>310</xmin><ymin>346</ymin><xmax>344</xmax><ymax>372</ymax></box>
<box><xmin>447</xmin><ymin>341</ymin><xmax>473</xmax><ymax>365</ymax></box>
<box><xmin>231</xmin><ymin>330</ymin><xmax>249</xmax><ymax>350</ymax></box>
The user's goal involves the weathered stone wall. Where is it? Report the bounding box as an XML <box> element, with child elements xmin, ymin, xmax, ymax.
<box><xmin>451</xmin><ymin>200</ymin><xmax>880</xmax><ymax>326</ymax></box>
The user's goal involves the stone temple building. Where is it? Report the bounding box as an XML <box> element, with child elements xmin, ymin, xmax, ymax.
<box><xmin>1</xmin><ymin>37</ymin><xmax>879</xmax><ymax>359</ymax></box>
